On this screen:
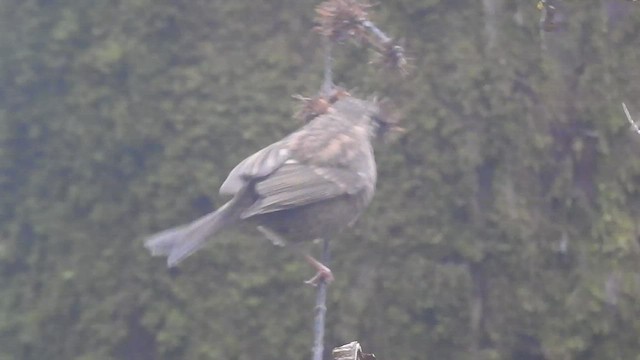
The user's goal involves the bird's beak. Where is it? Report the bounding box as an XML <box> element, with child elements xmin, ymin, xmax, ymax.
<box><xmin>383</xmin><ymin>125</ymin><xmax>406</xmax><ymax>143</ymax></box>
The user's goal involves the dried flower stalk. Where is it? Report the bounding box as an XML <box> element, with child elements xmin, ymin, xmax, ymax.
<box><xmin>315</xmin><ymin>0</ymin><xmax>408</xmax><ymax>74</ymax></box>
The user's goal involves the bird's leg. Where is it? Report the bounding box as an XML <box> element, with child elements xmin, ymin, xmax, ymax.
<box><xmin>257</xmin><ymin>226</ymin><xmax>287</xmax><ymax>246</ymax></box>
<box><xmin>257</xmin><ymin>226</ymin><xmax>333</xmax><ymax>285</ymax></box>
<box><xmin>303</xmin><ymin>253</ymin><xmax>334</xmax><ymax>286</ymax></box>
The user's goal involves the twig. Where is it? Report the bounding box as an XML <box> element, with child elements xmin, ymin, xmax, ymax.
<box><xmin>311</xmin><ymin>19</ymin><xmax>336</xmax><ymax>360</ymax></box>
<box><xmin>361</xmin><ymin>19</ymin><xmax>391</xmax><ymax>45</ymax></box>
<box><xmin>308</xmin><ymin>3</ymin><xmax>404</xmax><ymax>359</ymax></box>
<box><xmin>315</xmin><ymin>0</ymin><xmax>408</xmax><ymax>74</ymax></box>
<box><xmin>363</xmin><ymin>20</ymin><xmax>408</xmax><ymax>75</ymax></box>
<box><xmin>321</xmin><ymin>37</ymin><xmax>334</xmax><ymax>96</ymax></box>
<box><xmin>312</xmin><ymin>239</ymin><xmax>330</xmax><ymax>360</ymax></box>
<box><xmin>622</xmin><ymin>103</ymin><xmax>640</xmax><ymax>135</ymax></box>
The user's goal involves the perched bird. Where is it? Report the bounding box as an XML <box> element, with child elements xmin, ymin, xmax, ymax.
<box><xmin>144</xmin><ymin>95</ymin><xmax>399</xmax><ymax>284</ymax></box>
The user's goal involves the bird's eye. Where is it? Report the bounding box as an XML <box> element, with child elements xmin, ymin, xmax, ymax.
<box><xmin>371</xmin><ymin>114</ymin><xmax>383</xmax><ymax>126</ymax></box>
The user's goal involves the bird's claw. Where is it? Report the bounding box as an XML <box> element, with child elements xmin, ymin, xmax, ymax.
<box><xmin>304</xmin><ymin>267</ymin><xmax>334</xmax><ymax>287</ymax></box>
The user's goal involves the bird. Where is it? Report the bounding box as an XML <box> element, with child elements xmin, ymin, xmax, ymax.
<box><xmin>144</xmin><ymin>94</ymin><xmax>400</xmax><ymax>284</ymax></box>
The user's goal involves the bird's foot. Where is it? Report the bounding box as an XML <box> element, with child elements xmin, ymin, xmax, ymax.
<box><xmin>304</xmin><ymin>268</ymin><xmax>334</xmax><ymax>287</ymax></box>
<box><xmin>303</xmin><ymin>254</ymin><xmax>334</xmax><ymax>286</ymax></box>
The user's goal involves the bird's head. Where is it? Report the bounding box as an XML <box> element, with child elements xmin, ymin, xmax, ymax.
<box><xmin>331</xmin><ymin>95</ymin><xmax>404</xmax><ymax>141</ymax></box>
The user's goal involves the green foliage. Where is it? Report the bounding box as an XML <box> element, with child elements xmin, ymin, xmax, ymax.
<box><xmin>1</xmin><ymin>0</ymin><xmax>640</xmax><ymax>359</ymax></box>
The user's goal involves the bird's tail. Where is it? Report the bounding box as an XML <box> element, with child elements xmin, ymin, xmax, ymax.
<box><xmin>144</xmin><ymin>200</ymin><xmax>236</xmax><ymax>267</ymax></box>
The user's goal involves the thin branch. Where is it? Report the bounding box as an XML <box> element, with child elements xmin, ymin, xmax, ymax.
<box><xmin>622</xmin><ymin>102</ymin><xmax>640</xmax><ymax>135</ymax></box>
<box><xmin>308</xmin><ymin>3</ymin><xmax>405</xmax><ymax>360</ymax></box>
<box><xmin>362</xmin><ymin>20</ymin><xmax>408</xmax><ymax>75</ymax></box>
<box><xmin>312</xmin><ymin>239</ymin><xmax>330</xmax><ymax>360</ymax></box>
<box><xmin>361</xmin><ymin>19</ymin><xmax>391</xmax><ymax>45</ymax></box>
<box><xmin>312</xmin><ymin>19</ymin><xmax>336</xmax><ymax>360</ymax></box>
<box><xmin>322</xmin><ymin>37</ymin><xmax>334</xmax><ymax>96</ymax></box>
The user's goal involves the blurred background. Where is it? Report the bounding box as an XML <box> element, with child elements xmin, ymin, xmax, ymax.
<box><xmin>1</xmin><ymin>0</ymin><xmax>640</xmax><ymax>359</ymax></box>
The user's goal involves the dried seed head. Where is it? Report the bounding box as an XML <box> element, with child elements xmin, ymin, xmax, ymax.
<box><xmin>293</xmin><ymin>87</ymin><xmax>352</xmax><ymax>123</ymax></box>
<box><xmin>315</xmin><ymin>0</ymin><xmax>373</xmax><ymax>42</ymax></box>
<box><xmin>371</xmin><ymin>40</ymin><xmax>409</xmax><ymax>75</ymax></box>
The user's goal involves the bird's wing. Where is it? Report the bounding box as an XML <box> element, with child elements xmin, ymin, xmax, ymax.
<box><xmin>219</xmin><ymin>142</ymin><xmax>291</xmax><ymax>196</ymax></box>
<box><xmin>240</xmin><ymin>161</ymin><xmax>367</xmax><ymax>218</ymax></box>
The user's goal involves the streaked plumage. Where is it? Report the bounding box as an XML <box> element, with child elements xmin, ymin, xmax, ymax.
<box><xmin>144</xmin><ymin>96</ymin><xmax>393</xmax><ymax>278</ymax></box>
